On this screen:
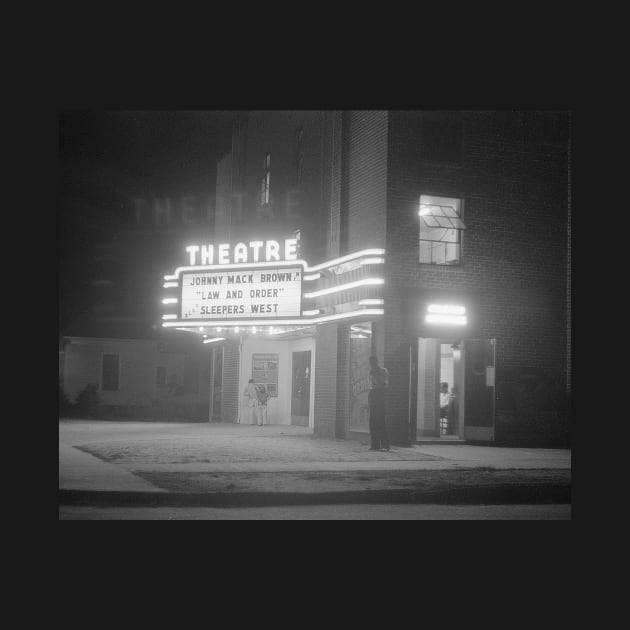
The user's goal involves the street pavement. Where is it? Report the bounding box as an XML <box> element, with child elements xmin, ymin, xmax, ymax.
<box><xmin>59</xmin><ymin>420</ymin><xmax>571</xmax><ymax>509</ymax></box>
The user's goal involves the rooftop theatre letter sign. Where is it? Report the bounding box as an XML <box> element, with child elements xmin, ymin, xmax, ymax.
<box><xmin>161</xmin><ymin>238</ymin><xmax>387</xmax><ymax>329</ymax></box>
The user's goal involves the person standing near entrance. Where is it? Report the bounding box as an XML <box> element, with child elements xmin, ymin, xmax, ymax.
<box><xmin>368</xmin><ymin>355</ymin><xmax>390</xmax><ymax>451</ymax></box>
<box><xmin>243</xmin><ymin>379</ymin><xmax>258</xmax><ymax>425</ymax></box>
<box><xmin>256</xmin><ymin>384</ymin><xmax>269</xmax><ymax>426</ymax></box>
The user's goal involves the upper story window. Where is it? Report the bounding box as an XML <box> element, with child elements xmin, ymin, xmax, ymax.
<box><xmin>419</xmin><ymin>194</ymin><xmax>466</xmax><ymax>265</ymax></box>
<box><xmin>260</xmin><ymin>153</ymin><xmax>271</xmax><ymax>205</ymax></box>
<box><xmin>421</xmin><ymin>114</ymin><xmax>463</xmax><ymax>165</ymax></box>
<box><xmin>101</xmin><ymin>353</ymin><xmax>119</xmax><ymax>391</ymax></box>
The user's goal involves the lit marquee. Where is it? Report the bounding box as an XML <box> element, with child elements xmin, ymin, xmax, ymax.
<box><xmin>161</xmin><ymin>244</ymin><xmax>387</xmax><ymax>331</ymax></box>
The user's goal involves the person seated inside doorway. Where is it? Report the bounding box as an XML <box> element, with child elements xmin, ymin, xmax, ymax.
<box><xmin>440</xmin><ymin>382</ymin><xmax>451</xmax><ymax>433</ymax></box>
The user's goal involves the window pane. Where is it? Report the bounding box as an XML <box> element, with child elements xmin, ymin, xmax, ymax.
<box><xmin>436</xmin><ymin>216</ymin><xmax>454</xmax><ymax>228</ymax></box>
<box><xmin>422</xmin><ymin>215</ymin><xmax>440</xmax><ymax>228</ymax></box>
<box><xmin>419</xmin><ymin>194</ymin><xmax>464</xmax><ymax>265</ymax></box>
<box><xmin>442</xmin><ymin>205</ymin><xmax>458</xmax><ymax>218</ymax></box>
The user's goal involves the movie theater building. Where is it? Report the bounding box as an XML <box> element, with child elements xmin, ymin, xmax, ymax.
<box><xmin>160</xmin><ymin>111</ymin><xmax>570</xmax><ymax>446</ymax></box>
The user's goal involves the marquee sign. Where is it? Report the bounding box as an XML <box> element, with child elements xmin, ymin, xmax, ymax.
<box><xmin>160</xmin><ymin>239</ymin><xmax>386</xmax><ymax>332</ymax></box>
<box><xmin>181</xmin><ymin>267</ymin><xmax>302</xmax><ymax>320</ymax></box>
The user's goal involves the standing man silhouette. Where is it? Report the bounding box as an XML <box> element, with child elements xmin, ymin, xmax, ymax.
<box><xmin>368</xmin><ymin>355</ymin><xmax>390</xmax><ymax>451</ymax></box>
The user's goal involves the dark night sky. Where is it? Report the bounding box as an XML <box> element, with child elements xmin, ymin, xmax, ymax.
<box><xmin>59</xmin><ymin>110</ymin><xmax>236</xmax><ymax>334</ymax></box>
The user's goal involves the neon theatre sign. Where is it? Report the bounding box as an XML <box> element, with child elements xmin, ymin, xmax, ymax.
<box><xmin>184</xmin><ymin>238</ymin><xmax>299</xmax><ymax>266</ymax></box>
<box><xmin>160</xmin><ymin>237</ymin><xmax>386</xmax><ymax>333</ymax></box>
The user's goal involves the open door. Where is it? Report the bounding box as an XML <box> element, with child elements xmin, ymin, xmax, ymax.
<box><xmin>464</xmin><ymin>338</ymin><xmax>495</xmax><ymax>441</ymax></box>
<box><xmin>291</xmin><ymin>350</ymin><xmax>311</xmax><ymax>426</ymax></box>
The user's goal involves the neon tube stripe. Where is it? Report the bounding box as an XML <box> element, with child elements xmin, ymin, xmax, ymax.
<box><xmin>304</xmin><ymin>278</ymin><xmax>384</xmax><ymax>298</ymax></box>
<box><xmin>305</xmin><ymin>249</ymin><xmax>385</xmax><ymax>272</ymax></box>
<box><xmin>358</xmin><ymin>299</ymin><xmax>384</xmax><ymax>306</ymax></box>
<box><xmin>161</xmin><ymin>308</ymin><xmax>385</xmax><ymax>328</ymax></box>
<box><xmin>358</xmin><ymin>258</ymin><xmax>385</xmax><ymax>265</ymax></box>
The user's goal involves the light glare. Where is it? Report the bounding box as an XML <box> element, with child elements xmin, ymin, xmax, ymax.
<box><xmin>427</xmin><ymin>304</ymin><xmax>466</xmax><ymax>315</ymax></box>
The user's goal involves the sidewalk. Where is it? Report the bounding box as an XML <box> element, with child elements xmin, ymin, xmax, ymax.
<box><xmin>59</xmin><ymin>420</ymin><xmax>571</xmax><ymax>507</ymax></box>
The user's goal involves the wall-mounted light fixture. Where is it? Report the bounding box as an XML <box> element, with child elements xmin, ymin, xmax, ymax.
<box><xmin>425</xmin><ymin>304</ymin><xmax>467</xmax><ymax>326</ymax></box>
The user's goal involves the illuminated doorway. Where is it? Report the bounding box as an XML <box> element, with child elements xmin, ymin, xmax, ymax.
<box><xmin>415</xmin><ymin>338</ymin><xmax>464</xmax><ymax>439</ymax></box>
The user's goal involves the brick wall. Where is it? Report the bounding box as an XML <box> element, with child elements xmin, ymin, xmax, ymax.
<box><xmin>384</xmin><ymin>110</ymin><xmax>569</xmax><ymax>445</ymax></box>
<box><xmin>313</xmin><ymin>323</ymin><xmax>338</xmax><ymax>438</ymax></box>
<box><xmin>343</xmin><ymin>111</ymin><xmax>388</xmax><ymax>253</ymax></box>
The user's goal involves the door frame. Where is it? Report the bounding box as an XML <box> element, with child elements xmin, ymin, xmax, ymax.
<box><xmin>463</xmin><ymin>338</ymin><xmax>496</xmax><ymax>442</ymax></box>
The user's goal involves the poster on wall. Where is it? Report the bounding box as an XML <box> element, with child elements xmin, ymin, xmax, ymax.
<box><xmin>349</xmin><ymin>323</ymin><xmax>372</xmax><ymax>431</ymax></box>
<box><xmin>252</xmin><ymin>353</ymin><xmax>279</xmax><ymax>397</ymax></box>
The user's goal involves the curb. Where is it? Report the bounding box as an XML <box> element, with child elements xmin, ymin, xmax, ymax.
<box><xmin>59</xmin><ymin>484</ymin><xmax>570</xmax><ymax>508</ymax></box>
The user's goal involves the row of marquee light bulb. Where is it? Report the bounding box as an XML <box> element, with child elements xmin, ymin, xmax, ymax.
<box><xmin>173</xmin><ymin>303</ymin><xmax>465</xmax><ymax>344</ymax></box>
<box><xmin>159</xmin><ymin>249</ymin><xmax>388</xmax><ymax>335</ymax></box>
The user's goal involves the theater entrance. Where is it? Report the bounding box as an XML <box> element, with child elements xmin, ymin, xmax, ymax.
<box><xmin>237</xmin><ymin>329</ymin><xmax>315</xmax><ymax>428</ymax></box>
